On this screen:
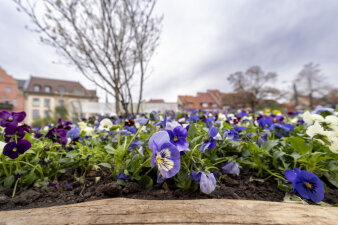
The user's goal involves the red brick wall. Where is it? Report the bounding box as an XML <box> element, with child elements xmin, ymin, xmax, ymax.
<box><xmin>0</xmin><ymin>68</ymin><xmax>24</xmax><ymax>112</ymax></box>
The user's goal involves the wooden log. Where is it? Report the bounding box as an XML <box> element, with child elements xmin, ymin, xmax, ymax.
<box><xmin>0</xmin><ymin>198</ymin><xmax>337</xmax><ymax>225</ymax></box>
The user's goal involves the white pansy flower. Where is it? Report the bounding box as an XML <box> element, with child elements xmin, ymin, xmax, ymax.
<box><xmin>97</xmin><ymin>118</ymin><xmax>113</xmax><ymax>131</ymax></box>
<box><xmin>329</xmin><ymin>137</ymin><xmax>338</xmax><ymax>154</ymax></box>
<box><xmin>311</xmin><ymin>114</ymin><xmax>325</xmax><ymax>123</ymax></box>
<box><xmin>306</xmin><ymin>122</ymin><xmax>326</xmax><ymax>138</ymax></box>
<box><xmin>78</xmin><ymin>121</ymin><xmax>88</xmax><ymax>130</ymax></box>
<box><xmin>302</xmin><ymin>111</ymin><xmax>313</xmax><ymax>125</ymax></box>
<box><xmin>325</xmin><ymin>115</ymin><xmax>338</xmax><ymax>128</ymax></box>
<box><xmin>83</xmin><ymin>127</ymin><xmax>94</xmax><ymax>136</ymax></box>
<box><xmin>218</xmin><ymin>113</ymin><xmax>226</xmax><ymax>122</ymax></box>
<box><xmin>0</xmin><ymin>141</ymin><xmax>6</xmax><ymax>155</ymax></box>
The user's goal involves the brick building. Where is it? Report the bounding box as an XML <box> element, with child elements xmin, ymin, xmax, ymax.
<box><xmin>178</xmin><ymin>89</ymin><xmax>225</xmax><ymax>110</ymax></box>
<box><xmin>23</xmin><ymin>76</ymin><xmax>98</xmax><ymax>124</ymax></box>
<box><xmin>0</xmin><ymin>67</ymin><xmax>24</xmax><ymax>112</ymax></box>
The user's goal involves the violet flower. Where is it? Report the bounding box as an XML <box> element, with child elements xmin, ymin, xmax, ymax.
<box><xmin>166</xmin><ymin>126</ymin><xmax>189</xmax><ymax>152</ymax></box>
<box><xmin>149</xmin><ymin>131</ymin><xmax>180</xmax><ymax>179</ymax></box>
<box><xmin>0</xmin><ymin>111</ymin><xmax>26</xmax><ymax>127</ymax></box>
<box><xmin>200</xmin><ymin>172</ymin><xmax>217</xmax><ymax>194</ymax></box>
<box><xmin>222</xmin><ymin>162</ymin><xmax>240</xmax><ymax>176</ymax></box>
<box><xmin>285</xmin><ymin>168</ymin><xmax>325</xmax><ymax>202</ymax></box>
<box><xmin>199</xmin><ymin>126</ymin><xmax>218</xmax><ymax>153</ymax></box>
<box><xmin>3</xmin><ymin>140</ymin><xmax>31</xmax><ymax>159</ymax></box>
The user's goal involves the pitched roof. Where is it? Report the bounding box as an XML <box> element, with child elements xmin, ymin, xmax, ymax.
<box><xmin>25</xmin><ymin>76</ymin><xmax>97</xmax><ymax>97</ymax></box>
<box><xmin>148</xmin><ymin>99</ymin><xmax>165</xmax><ymax>103</ymax></box>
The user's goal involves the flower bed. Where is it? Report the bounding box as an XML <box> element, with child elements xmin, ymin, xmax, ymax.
<box><xmin>0</xmin><ymin>107</ymin><xmax>337</xmax><ymax>210</ymax></box>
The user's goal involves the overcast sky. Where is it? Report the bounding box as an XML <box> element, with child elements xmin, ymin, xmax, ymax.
<box><xmin>1</xmin><ymin>0</ymin><xmax>338</xmax><ymax>102</ymax></box>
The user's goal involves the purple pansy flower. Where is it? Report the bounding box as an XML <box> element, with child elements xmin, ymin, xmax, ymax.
<box><xmin>117</xmin><ymin>172</ymin><xmax>130</xmax><ymax>181</ymax></box>
<box><xmin>270</xmin><ymin>123</ymin><xmax>294</xmax><ymax>138</ymax></box>
<box><xmin>0</xmin><ymin>111</ymin><xmax>26</xmax><ymax>127</ymax></box>
<box><xmin>4</xmin><ymin>125</ymin><xmax>26</xmax><ymax>142</ymax></box>
<box><xmin>258</xmin><ymin>117</ymin><xmax>273</xmax><ymax>129</ymax></box>
<box><xmin>199</xmin><ymin>126</ymin><xmax>218</xmax><ymax>153</ymax></box>
<box><xmin>222</xmin><ymin>162</ymin><xmax>240</xmax><ymax>176</ymax></box>
<box><xmin>135</xmin><ymin>118</ymin><xmax>148</xmax><ymax>125</ymax></box>
<box><xmin>200</xmin><ymin>172</ymin><xmax>217</xmax><ymax>194</ymax></box>
<box><xmin>166</xmin><ymin>126</ymin><xmax>189</xmax><ymax>152</ymax></box>
<box><xmin>149</xmin><ymin>131</ymin><xmax>180</xmax><ymax>179</ymax></box>
<box><xmin>285</xmin><ymin>168</ymin><xmax>325</xmax><ymax>203</ymax></box>
<box><xmin>3</xmin><ymin>140</ymin><xmax>31</xmax><ymax>159</ymax></box>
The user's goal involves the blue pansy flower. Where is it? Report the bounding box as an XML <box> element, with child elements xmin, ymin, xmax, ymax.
<box><xmin>128</xmin><ymin>138</ymin><xmax>144</xmax><ymax>151</ymax></box>
<box><xmin>117</xmin><ymin>172</ymin><xmax>130</xmax><ymax>181</ymax></box>
<box><xmin>258</xmin><ymin>117</ymin><xmax>273</xmax><ymax>129</ymax></box>
<box><xmin>200</xmin><ymin>172</ymin><xmax>217</xmax><ymax>194</ymax></box>
<box><xmin>135</xmin><ymin>118</ymin><xmax>148</xmax><ymax>125</ymax></box>
<box><xmin>199</xmin><ymin>126</ymin><xmax>218</xmax><ymax>153</ymax></box>
<box><xmin>223</xmin><ymin>129</ymin><xmax>239</xmax><ymax>141</ymax></box>
<box><xmin>188</xmin><ymin>113</ymin><xmax>199</xmax><ymax>123</ymax></box>
<box><xmin>149</xmin><ymin>131</ymin><xmax>181</xmax><ymax>179</ymax></box>
<box><xmin>166</xmin><ymin>126</ymin><xmax>189</xmax><ymax>152</ymax></box>
<box><xmin>66</xmin><ymin>125</ymin><xmax>80</xmax><ymax>139</ymax></box>
<box><xmin>205</xmin><ymin>116</ymin><xmax>215</xmax><ymax>127</ymax></box>
<box><xmin>222</xmin><ymin>162</ymin><xmax>240</xmax><ymax>176</ymax></box>
<box><xmin>270</xmin><ymin>123</ymin><xmax>294</xmax><ymax>138</ymax></box>
<box><xmin>285</xmin><ymin>168</ymin><xmax>325</xmax><ymax>202</ymax></box>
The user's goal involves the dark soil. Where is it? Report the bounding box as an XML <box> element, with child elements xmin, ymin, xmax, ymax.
<box><xmin>0</xmin><ymin>168</ymin><xmax>337</xmax><ymax>211</ymax></box>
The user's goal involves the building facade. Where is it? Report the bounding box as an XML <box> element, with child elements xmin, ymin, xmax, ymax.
<box><xmin>23</xmin><ymin>76</ymin><xmax>98</xmax><ymax>124</ymax></box>
<box><xmin>0</xmin><ymin>67</ymin><xmax>24</xmax><ymax>112</ymax></box>
<box><xmin>178</xmin><ymin>89</ymin><xmax>225</xmax><ymax>111</ymax></box>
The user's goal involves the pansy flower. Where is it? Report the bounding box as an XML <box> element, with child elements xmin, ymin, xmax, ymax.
<box><xmin>4</xmin><ymin>125</ymin><xmax>26</xmax><ymax>142</ymax></box>
<box><xmin>0</xmin><ymin>111</ymin><xmax>26</xmax><ymax>127</ymax></box>
<box><xmin>66</xmin><ymin>125</ymin><xmax>80</xmax><ymax>140</ymax></box>
<box><xmin>199</xmin><ymin>126</ymin><xmax>218</xmax><ymax>153</ymax></box>
<box><xmin>270</xmin><ymin>123</ymin><xmax>294</xmax><ymax>138</ymax></box>
<box><xmin>285</xmin><ymin>168</ymin><xmax>325</xmax><ymax>202</ymax></box>
<box><xmin>166</xmin><ymin>126</ymin><xmax>189</xmax><ymax>152</ymax></box>
<box><xmin>222</xmin><ymin>162</ymin><xmax>240</xmax><ymax>176</ymax></box>
<box><xmin>149</xmin><ymin>131</ymin><xmax>180</xmax><ymax>179</ymax></box>
<box><xmin>257</xmin><ymin>117</ymin><xmax>273</xmax><ymax>129</ymax></box>
<box><xmin>189</xmin><ymin>171</ymin><xmax>217</xmax><ymax>194</ymax></box>
<box><xmin>3</xmin><ymin>140</ymin><xmax>31</xmax><ymax>159</ymax></box>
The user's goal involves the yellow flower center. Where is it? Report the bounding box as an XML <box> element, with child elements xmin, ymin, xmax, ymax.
<box><xmin>156</xmin><ymin>155</ymin><xmax>162</xmax><ymax>164</ymax></box>
<box><xmin>305</xmin><ymin>182</ymin><xmax>312</xmax><ymax>189</ymax></box>
<box><xmin>12</xmin><ymin>148</ymin><xmax>17</xmax><ymax>152</ymax></box>
<box><xmin>71</xmin><ymin>134</ymin><xmax>74</xmax><ymax>137</ymax></box>
<box><xmin>174</xmin><ymin>137</ymin><xmax>178</xmax><ymax>142</ymax></box>
<box><xmin>8</xmin><ymin>117</ymin><xmax>13</xmax><ymax>122</ymax></box>
<box><xmin>265</xmin><ymin>124</ymin><xmax>269</xmax><ymax>127</ymax></box>
<box><xmin>104</xmin><ymin>125</ymin><xmax>108</xmax><ymax>128</ymax></box>
<box><xmin>273</xmin><ymin>119</ymin><xmax>277</xmax><ymax>123</ymax></box>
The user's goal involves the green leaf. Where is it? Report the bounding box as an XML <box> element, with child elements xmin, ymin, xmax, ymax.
<box><xmin>262</xmin><ymin>140</ymin><xmax>279</xmax><ymax>151</ymax></box>
<box><xmin>286</xmin><ymin>137</ymin><xmax>310</xmax><ymax>155</ymax></box>
<box><xmin>117</xmin><ymin>179</ymin><xmax>126</xmax><ymax>186</ymax></box>
<box><xmin>66</xmin><ymin>151</ymin><xmax>78</xmax><ymax>159</ymax></box>
<box><xmin>4</xmin><ymin>175</ymin><xmax>14</xmax><ymax>188</ymax></box>
<box><xmin>187</xmin><ymin>124</ymin><xmax>197</xmax><ymax>138</ymax></box>
<box><xmin>98</xmin><ymin>162</ymin><xmax>112</xmax><ymax>169</ymax></box>
<box><xmin>138</xmin><ymin>175</ymin><xmax>153</xmax><ymax>189</ymax></box>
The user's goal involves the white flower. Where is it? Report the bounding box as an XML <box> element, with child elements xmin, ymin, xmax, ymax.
<box><xmin>306</xmin><ymin>122</ymin><xmax>326</xmax><ymax>138</ymax></box>
<box><xmin>329</xmin><ymin>137</ymin><xmax>338</xmax><ymax>154</ymax></box>
<box><xmin>218</xmin><ymin>113</ymin><xmax>226</xmax><ymax>122</ymax></box>
<box><xmin>78</xmin><ymin>121</ymin><xmax>88</xmax><ymax>130</ymax></box>
<box><xmin>97</xmin><ymin>118</ymin><xmax>113</xmax><ymax>131</ymax></box>
<box><xmin>302</xmin><ymin>111</ymin><xmax>313</xmax><ymax>125</ymax></box>
<box><xmin>83</xmin><ymin>127</ymin><xmax>94</xmax><ymax>136</ymax></box>
<box><xmin>0</xmin><ymin>141</ymin><xmax>6</xmax><ymax>155</ymax></box>
<box><xmin>312</xmin><ymin>114</ymin><xmax>325</xmax><ymax>123</ymax></box>
<box><xmin>325</xmin><ymin>115</ymin><xmax>338</xmax><ymax>128</ymax></box>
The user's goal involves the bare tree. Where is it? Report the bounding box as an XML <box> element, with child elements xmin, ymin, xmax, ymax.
<box><xmin>294</xmin><ymin>63</ymin><xmax>331</xmax><ymax>109</ymax></box>
<box><xmin>13</xmin><ymin>0</ymin><xmax>162</xmax><ymax>115</ymax></box>
<box><xmin>227</xmin><ymin>66</ymin><xmax>282</xmax><ymax>110</ymax></box>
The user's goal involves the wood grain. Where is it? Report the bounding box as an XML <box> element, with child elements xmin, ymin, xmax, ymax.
<box><xmin>0</xmin><ymin>198</ymin><xmax>336</xmax><ymax>225</ymax></box>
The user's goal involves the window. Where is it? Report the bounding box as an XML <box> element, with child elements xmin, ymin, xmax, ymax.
<box><xmin>59</xmin><ymin>99</ymin><xmax>65</xmax><ymax>107</ymax></box>
<box><xmin>44</xmin><ymin>110</ymin><xmax>50</xmax><ymax>118</ymax></box>
<box><xmin>188</xmin><ymin>102</ymin><xmax>194</xmax><ymax>107</ymax></box>
<box><xmin>33</xmin><ymin>110</ymin><xmax>39</xmax><ymax>119</ymax></box>
<box><xmin>4</xmin><ymin>97</ymin><xmax>9</xmax><ymax>103</ymax></box>
<box><xmin>33</xmin><ymin>98</ymin><xmax>39</xmax><ymax>106</ymax></box>
<box><xmin>45</xmin><ymin>86</ymin><xmax>51</xmax><ymax>93</ymax></box>
<box><xmin>211</xmin><ymin>103</ymin><xmax>217</xmax><ymax>107</ymax></box>
<box><xmin>76</xmin><ymin>89</ymin><xmax>83</xmax><ymax>96</ymax></box>
<box><xmin>34</xmin><ymin>85</ymin><xmax>41</xmax><ymax>92</ymax></box>
<box><xmin>201</xmin><ymin>103</ymin><xmax>208</xmax><ymax>107</ymax></box>
<box><xmin>13</xmin><ymin>98</ymin><xmax>18</xmax><ymax>106</ymax></box>
<box><xmin>6</xmin><ymin>87</ymin><xmax>12</xmax><ymax>93</ymax></box>
<box><xmin>59</xmin><ymin>87</ymin><xmax>65</xmax><ymax>95</ymax></box>
<box><xmin>44</xmin><ymin>99</ymin><xmax>50</xmax><ymax>107</ymax></box>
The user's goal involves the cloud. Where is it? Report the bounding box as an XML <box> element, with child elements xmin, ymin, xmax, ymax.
<box><xmin>1</xmin><ymin>0</ymin><xmax>338</xmax><ymax>103</ymax></box>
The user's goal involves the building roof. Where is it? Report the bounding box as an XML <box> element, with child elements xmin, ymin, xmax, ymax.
<box><xmin>16</xmin><ymin>79</ymin><xmax>27</xmax><ymax>91</ymax></box>
<box><xmin>25</xmin><ymin>76</ymin><xmax>97</xmax><ymax>97</ymax></box>
<box><xmin>148</xmin><ymin>99</ymin><xmax>165</xmax><ymax>103</ymax></box>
